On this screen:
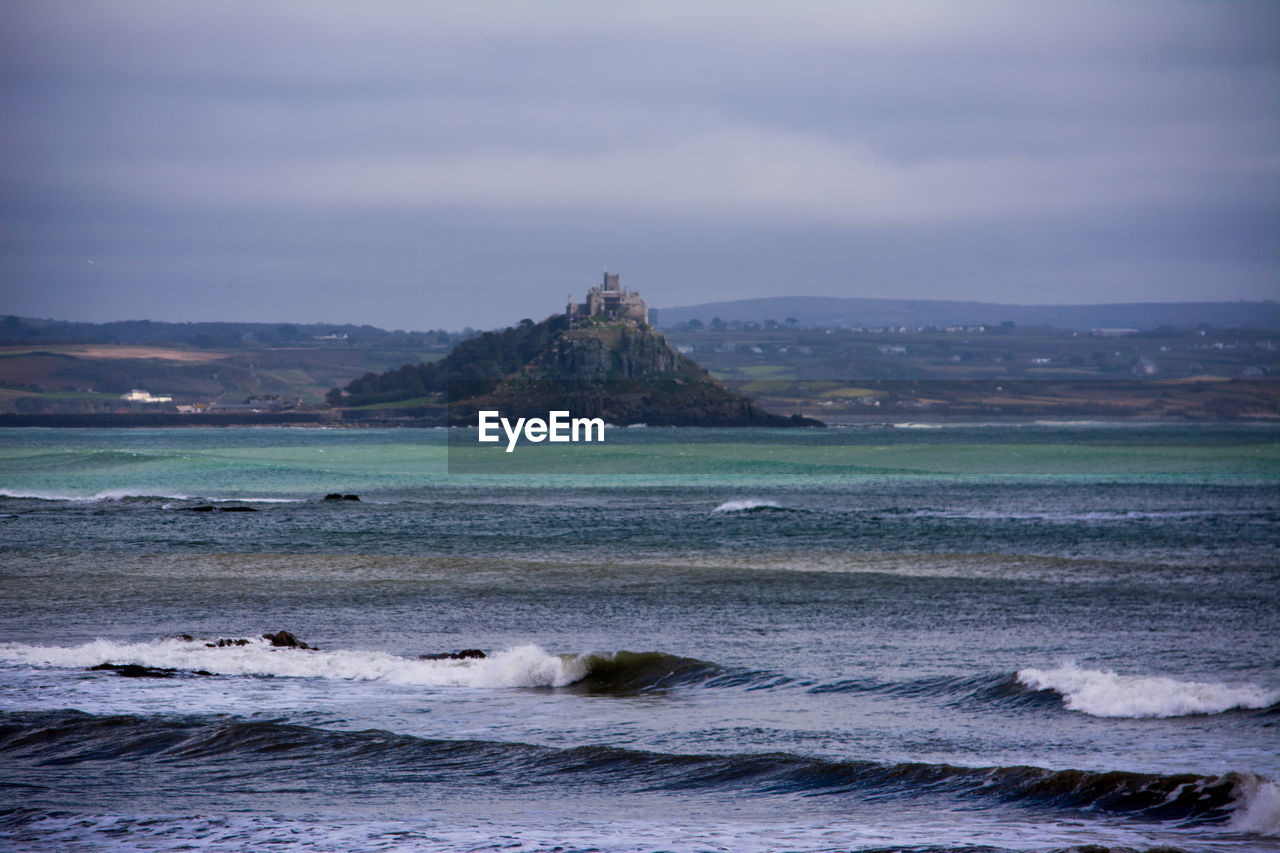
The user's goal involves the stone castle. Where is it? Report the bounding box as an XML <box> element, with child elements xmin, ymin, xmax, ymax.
<box><xmin>567</xmin><ymin>271</ymin><xmax>648</xmax><ymax>325</ymax></box>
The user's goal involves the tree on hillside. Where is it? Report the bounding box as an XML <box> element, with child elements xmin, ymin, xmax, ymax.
<box><xmin>332</xmin><ymin>314</ymin><xmax>570</xmax><ymax>407</ymax></box>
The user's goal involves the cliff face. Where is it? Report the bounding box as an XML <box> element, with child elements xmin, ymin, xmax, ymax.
<box><xmin>538</xmin><ymin>325</ymin><xmax>693</xmax><ymax>381</ymax></box>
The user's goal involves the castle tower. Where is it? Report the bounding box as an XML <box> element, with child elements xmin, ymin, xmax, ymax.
<box><xmin>569</xmin><ymin>271</ymin><xmax>647</xmax><ymax>325</ymax></box>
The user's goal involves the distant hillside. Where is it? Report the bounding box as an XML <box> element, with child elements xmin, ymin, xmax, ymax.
<box><xmin>0</xmin><ymin>315</ymin><xmax>462</xmax><ymax>414</ymax></box>
<box><xmin>655</xmin><ymin>298</ymin><xmax>1280</xmax><ymax>331</ymax></box>
<box><xmin>1</xmin><ymin>315</ymin><xmax>454</xmax><ymax>349</ymax></box>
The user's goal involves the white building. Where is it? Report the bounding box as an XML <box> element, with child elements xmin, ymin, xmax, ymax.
<box><xmin>121</xmin><ymin>389</ymin><xmax>173</xmax><ymax>403</ymax></box>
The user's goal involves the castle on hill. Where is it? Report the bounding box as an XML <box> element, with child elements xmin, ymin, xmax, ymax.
<box><xmin>567</xmin><ymin>271</ymin><xmax>648</xmax><ymax>325</ymax></box>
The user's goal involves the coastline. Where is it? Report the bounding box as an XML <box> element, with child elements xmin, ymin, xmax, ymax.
<box><xmin>2</xmin><ymin>411</ymin><xmax>1275</xmax><ymax>428</ymax></box>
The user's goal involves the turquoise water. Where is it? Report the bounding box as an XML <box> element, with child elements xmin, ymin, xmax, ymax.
<box><xmin>2</xmin><ymin>423</ymin><xmax>1277</xmax><ymax>497</ymax></box>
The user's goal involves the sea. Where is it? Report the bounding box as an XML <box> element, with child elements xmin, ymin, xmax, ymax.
<box><xmin>0</xmin><ymin>422</ymin><xmax>1277</xmax><ymax>853</ymax></box>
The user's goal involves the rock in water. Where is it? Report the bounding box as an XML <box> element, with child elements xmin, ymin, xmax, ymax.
<box><xmin>205</xmin><ymin>637</ymin><xmax>251</xmax><ymax>648</ymax></box>
<box><xmin>263</xmin><ymin>630</ymin><xmax>312</xmax><ymax>649</ymax></box>
<box><xmin>89</xmin><ymin>662</ymin><xmax>215</xmax><ymax>678</ymax></box>
<box><xmin>90</xmin><ymin>662</ymin><xmax>176</xmax><ymax>677</ymax></box>
<box><xmin>419</xmin><ymin>649</ymin><xmax>487</xmax><ymax>660</ymax></box>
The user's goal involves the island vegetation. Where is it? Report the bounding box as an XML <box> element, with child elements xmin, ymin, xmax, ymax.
<box><xmin>336</xmin><ymin>314</ymin><xmax>822</xmax><ymax>427</ymax></box>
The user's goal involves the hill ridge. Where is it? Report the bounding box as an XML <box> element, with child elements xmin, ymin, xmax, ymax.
<box><xmin>656</xmin><ymin>297</ymin><xmax>1280</xmax><ymax>331</ymax></box>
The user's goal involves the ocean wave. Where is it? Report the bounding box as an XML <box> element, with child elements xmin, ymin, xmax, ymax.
<box><xmin>712</xmin><ymin>499</ymin><xmax>786</xmax><ymax>513</ymax></box>
<box><xmin>14</xmin><ymin>637</ymin><xmax>1277</xmax><ymax>719</ymax></box>
<box><xmin>807</xmin><ymin>672</ymin><xmax>1050</xmax><ymax>707</ymax></box>
<box><xmin>1016</xmin><ymin>662</ymin><xmax>1280</xmax><ymax>718</ymax></box>
<box><xmin>1230</xmin><ymin>774</ymin><xmax>1280</xmax><ymax>835</ymax></box>
<box><xmin>567</xmin><ymin>651</ymin><xmax>723</xmax><ymax>693</ymax></box>
<box><xmin>0</xmin><ymin>489</ymin><xmax>309</xmax><ymax>505</ymax></box>
<box><xmin>1</xmin><ymin>709</ymin><xmax>1270</xmax><ymax>829</ymax></box>
<box><xmin>0</xmin><ymin>639</ymin><xmax>730</xmax><ymax>694</ymax></box>
<box><xmin>0</xmin><ymin>488</ymin><xmax>193</xmax><ymax>502</ymax></box>
<box><xmin>0</xmin><ymin>638</ymin><xmax>587</xmax><ymax>688</ymax></box>
<box><xmin>0</xmin><ymin>809</ymin><xmax>1216</xmax><ymax>853</ymax></box>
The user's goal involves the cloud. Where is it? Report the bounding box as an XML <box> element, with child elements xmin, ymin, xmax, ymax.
<box><xmin>19</xmin><ymin>115</ymin><xmax>1276</xmax><ymax>230</ymax></box>
<box><xmin>1</xmin><ymin>0</ymin><xmax>1277</xmax><ymax>326</ymax></box>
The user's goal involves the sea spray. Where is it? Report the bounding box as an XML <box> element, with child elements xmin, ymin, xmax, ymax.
<box><xmin>0</xmin><ymin>639</ymin><xmax>591</xmax><ymax>689</ymax></box>
<box><xmin>1229</xmin><ymin>775</ymin><xmax>1280</xmax><ymax>837</ymax></box>
<box><xmin>1017</xmin><ymin>662</ymin><xmax>1280</xmax><ymax>718</ymax></box>
<box><xmin>712</xmin><ymin>499</ymin><xmax>784</xmax><ymax>513</ymax></box>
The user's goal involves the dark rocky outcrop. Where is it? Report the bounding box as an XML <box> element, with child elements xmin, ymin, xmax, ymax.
<box><xmin>539</xmin><ymin>325</ymin><xmax>685</xmax><ymax>381</ymax></box>
<box><xmin>205</xmin><ymin>638</ymin><xmax>251</xmax><ymax>648</ymax></box>
<box><xmin>420</xmin><ymin>649</ymin><xmax>487</xmax><ymax>660</ymax></box>
<box><xmin>323</xmin><ymin>493</ymin><xmax>360</xmax><ymax>501</ymax></box>
<box><xmin>89</xmin><ymin>662</ymin><xmax>214</xmax><ymax>678</ymax></box>
<box><xmin>263</xmin><ymin>630</ymin><xmax>314</xmax><ymax>649</ymax></box>
<box><xmin>175</xmin><ymin>631</ymin><xmax>315</xmax><ymax>649</ymax></box>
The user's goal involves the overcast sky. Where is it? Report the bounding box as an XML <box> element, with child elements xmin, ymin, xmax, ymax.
<box><xmin>2</xmin><ymin>1</ymin><xmax>1277</xmax><ymax>330</ymax></box>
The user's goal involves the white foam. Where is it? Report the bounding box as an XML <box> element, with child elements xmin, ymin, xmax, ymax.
<box><xmin>0</xmin><ymin>488</ymin><xmax>192</xmax><ymax>502</ymax></box>
<box><xmin>220</xmin><ymin>497</ymin><xmax>306</xmax><ymax>503</ymax></box>
<box><xmin>1017</xmin><ymin>662</ymin><xmax>1280</xmax><ymax>718</ymax></box>
<box><xmin>1230</xmin><ymin>775</ymin><xmax>1280</xmax><ymax>836</ymax></box>
<box><xmin>712</xmin><ymin>499</ymin><xmax>782</xmax><ymax>513</ymax></box>
<box><xmin>0</xmin><ymin>489</ymin><xmax>308</xmax><ymax>505</ymax></box>
<box><xmin>0</xmin><ymin>639</ymin><xmax>590</xmax><ymax>689</ymax></box>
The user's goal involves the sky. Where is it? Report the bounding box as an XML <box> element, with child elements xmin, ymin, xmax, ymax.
<box><xmin>1</xmin><ymin>1</ymin><xmax>1277</xmax><ymax>331</ymax></box>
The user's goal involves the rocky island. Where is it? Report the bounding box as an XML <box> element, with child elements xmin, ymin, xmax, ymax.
<box><xmin>337</xmin><ymin>273</ymin><xmax>822</xmax><ymax>427</ymax></box>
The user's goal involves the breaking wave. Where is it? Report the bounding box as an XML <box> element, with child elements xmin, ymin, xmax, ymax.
<box><xmin>0</xmin><ymin>488</ymin><xmax>193</xmax><ymax>502</ymax></box>
<box><xmin>712</xmin><ymin>499</ymin><xmax>786</xmax><ymax>513</ymax></box>
<box><xmin>1230</xmin><ymin>774</ymin><xmax>1280</xmax><ymax>835</ymax></box>
<box><xmin>0</xmin><ymin>639</ymin><xmax>727</xmax><ymax>693</ymax></box>
<box><xmin>566</xmin><ymin>650</ymin><xmax>724</xmax><ymax>693</ymax></box>
<box><xmin>8</xmin><ymin>638</ymin><xmax>1278</xmax><ymax>718</ymax></box>
<box><xmin>1016</xmin><ymin>662</ymin><xmax>1280</xmax><ymax>718</ymax></box>
<box><xmin>806</xmin><ymin>672</ymin><xmax>1060</xmax><ymax>710</ymax></box>
<box><xmin>0</xmin><ymin>489</ymin><xmax>306</xmax><ymax>504</ymax></box>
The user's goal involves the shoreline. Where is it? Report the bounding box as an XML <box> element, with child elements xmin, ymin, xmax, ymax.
<box><xmin>0</xmin><ymin>412</ymin><xmax>439</xmax><ymax>428</ymax></box>
<box><xmin>0</xmin><ymin>412</ymin><xmax>1276</xmax><ymax>429</ymax></box>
